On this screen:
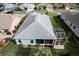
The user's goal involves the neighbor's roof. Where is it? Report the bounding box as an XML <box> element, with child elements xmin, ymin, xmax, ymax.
<box><xmin>23</xmin><ymin>4</ymin><xmax>35</xmax><ymax>8</ymax></box>
<box><xmin>37</xmin><ymin>3</ymin><xmax>48</xmax><ymax>7</ymax></box>
<box><xmin>61</xmin><ymin>12</ymin><xmax>79</xmax><ymax>28</ymax></box>
<box><xmin>4</xmin><ymin>3</ymin><xmax>16</xmax><ymax>9</ymax></box>
<box><xmin>14</xmin><ymin>12</ymin><xmax>57</xmax><ymax>39</ymax></box>
<box><xmin>0</xmin><ymin>14</ymin><xmax>13</xmax><ymax>29</ymax></box>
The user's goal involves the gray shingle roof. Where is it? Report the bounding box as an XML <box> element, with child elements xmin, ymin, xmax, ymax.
<box><xmin>14</xmin><ymin>12</ymin><xmax>57</xmax><ymax>39</ymax></box>
<box><xmin>15</xmin><ymin>14</ymin><xmax>36</xmax><ymax>36</ymax></box>
<box><xmin>61</xmin><ymin>12</ymin><xmax>79</xmax><ymax>28</ymax></box>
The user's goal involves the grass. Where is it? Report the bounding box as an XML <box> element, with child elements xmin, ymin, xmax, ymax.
<box><xmin>54</xmin><ymin>8</ymin><xmax>65</xmax><ymax>11</ymax></box>
<box><xmin>48</xmin><ymin>13</ymin><xmax>70</xmax><ymax>32</ymax></box>
<box><xmin>0</xmin><ymin>41</ymin><xmax>17</xmax><ymax>56</ymax></box>
<box><xmin>48</xmin><ymin>13</ymin><xmax>59</xmax><ymax>29</ymax></box>
<box><xmin>16</xmin><ymin>45</ymin><xmax>57</xmax><ymax>56</ymax></box>
<box><xmin>64</xmin><ymin>37</ymin><xmax>79</xmax><ymax>56</ymax></box>
<box><xmin>48</xmin><ymin>13</ymin><xmax>79</xmax><ymax>56</ymax></box>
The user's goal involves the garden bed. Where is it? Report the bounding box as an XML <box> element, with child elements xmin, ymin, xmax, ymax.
<box><xmin>0</xmin><ymin>37</ymin><xmax>11</xmax><ymax>49</ymax></box>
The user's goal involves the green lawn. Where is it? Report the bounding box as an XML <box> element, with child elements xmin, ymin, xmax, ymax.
<box><xmin>64</xmin><ymin>37</ymin><xmax>79</xmax><ymax>56</ymax></box>
<box><xmin>0</xmin><ymin>41</ymin><xmax>17</xmax><ymax>56</ymax></box>
<box><xmin>48</xmin><ymin>13</ymin><xmax>79</xmax><ymax>56</ymax></box>
<box><xmin>48</xmin><ymin>13</ymin><xmax>70</xmax><ymax>32</ymax></box>
<box><xmin>0</xmin><ymin>41</ymin><xmax>67</xmax><ymax>56</ymax></box>
<box><xmin>54</xmin><ymin>8</ymin><xmax>65</xmax><ymax>11</ymax></box>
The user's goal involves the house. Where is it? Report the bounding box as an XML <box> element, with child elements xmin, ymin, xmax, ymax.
<box><xmin>0</xmin><ymin>14</ymin><xmax>14</xmax><ymax>33</ymax></box>
<box><xmin>60</xmin><ymin>12</ymin><xmax>79</xmax><ymax>38</ymax></box>
<box><xmin>69</xmin><ymin>3</ymin><xmax>79</xmax><ymax>9</ymax></box>
<box><xmin>13</xmin><ymin>12</ymin><xmax>57</xmax><ymax>47</ymax></box>
<box><xmin>0</xmin><ymin>3</ymin><xmax>4</xmax><ymax>11</ymax></box>
<box><xmin>64</xmin><ymin>3</ymin><xmax>79</xmax><ymax>10</ymax></box>
<box><xmin>0</xmin><ymin>14</ymin><xmax>25</xmax><ymax>41</ymax></box>
<box><xmin>4</xmin><ymin>3</ymin><xmax>16</xmax><ymax>13</ymax></box>
<box><xmin>19</xmin><ymin>4</ymin><xmax>35</xmax><ymax>13</ymax></box>
<box><xmin>36</xmin><ymin>3</ymin><xmax>48</xmax><ymax>10</ymax></box>
<box><xmin>64</xmin><ymin>3</ymin><xmax>71</xmax><ymax>10</ymax></box>
<box><xmin>53</xmin><ymin>3</ymin><xmax>64</xmax><ymax>9</ymax></box>
<box><xmin>46</xmin><ymin>4</ymin><xmax>54</xmax><ymax>13</ymax></box>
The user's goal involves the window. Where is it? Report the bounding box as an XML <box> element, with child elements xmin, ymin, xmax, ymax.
<box><xmin>60</xmin><ymin>30</ymin><xmax>62</xmax><ymax>32</ymax></box>
<box><xmin>60</xmin><ymin>40</ymin><xmax>64</xmax><ymax>45</ymax></box>
<box><xmin>18</xmin><ymin>39</ymin><xmax>21</xmax><ymax>43</ymax></box>
<box><xmin>31</xmin><ymin>40</ymin><xmax>34</xmax><ymax>43</ymax></box>
<box><xmin>73</xmin><ymin>26</ymin><xmax>76</xmax><ymax>29</ymax></box>
<box><xmin>56</xmin><ymin>30</ymin><xmax>59</xmax><ymax>32</ymax></box>
<box><xmin>36</xmin><ymin>39</ymin><xmax>44</xmax><ymax>44</ymax></box>
<box><xmin>45</xmin><ymin>40</ymin><xmax>53</xmax><ymax>44</ymax></box>
<box><xmin>70</xmin><ymin>23</ymin><xmax>72</xmax><ymax>27</ymax></box>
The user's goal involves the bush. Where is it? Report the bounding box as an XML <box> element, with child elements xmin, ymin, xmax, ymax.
<box><xmin>18</xmin><ymin>44</ymin><xmax>24</xmax><ymax>48</ymax></box>
<box><xmin>34</xmin><ymin>7</ymin><xmax>37</xmax><ymax>10</ymax></box>
<box><xmin>43</xmin><ymin>6</ymin><xmax>46</xmax><ymax>9</ymax></box>
<box><xmin>7</xmin><ymin>11</ymin><xmax>13</xmax><ymax>14</ymax></box>
<box><xmin>15</xmin><ymin>7</ymin><xmax>23</xmax><ymax>11</ymax></box>
<box><xmin>12</xmin><ymin>39</ymin><xmax>16</xmax><ymax>44</ymax></box>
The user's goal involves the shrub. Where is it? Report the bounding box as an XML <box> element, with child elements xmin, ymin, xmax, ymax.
<box><xmin>43</xmin><ymin>6</ymin><xmax>46</xmax><ymax>9</ymax></box>
<box><xmin>15</xmin><ymin>7</ymin><xmax>23</xmax><ymax>11</ymax></box>
<box><xmin>34</xmin><ymin>7</ymin><xmax>37</xmax><ymax>10</ymax></box>
<box><xmin>12</xmin><ymin>39</ymin><xmax>16</xmax><ymax>44</ymax></box>
<box><xmin>18</xmin><ymin>44</ymin><xmax>24</xmax><ymax>48</ymax></box>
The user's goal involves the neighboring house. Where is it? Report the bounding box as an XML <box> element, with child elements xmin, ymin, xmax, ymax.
<box><xmin>64</xmin><ymin>3</ymin><xmax>79</xmax><ymax>10</ymax></box>
<box><xmin>60</xmin><ymin>12</ymin><xmax>79</xmax><ymax>37</ymax></box>
<box><xmin>0</xmin><ymin>14</ymin><xmax>14</xmax><ymax>34</ymax></box>
<box><xmin>13</xmin><ymin>12</ymin><xmax>57</xmax><ymax>47</ymax></box>
<box><xmin>4</xmin><ymin>3</ymin><xmax>16</xmax><ymax>13</ymax></box>
<box><xmin>36</xmin><ymin>3</ymin><xmax>53</xmax><ymax>12</ymax></box>
<box><xmin>0</xmin><ymin>3</ymin><xmax>4</xmax><ymax>11</ymax></box>
<box><xmin>69</xmin><ymin>3</ymin><xmax>79</xmax><ymax>9</ymax></box>
<box><xmin>0</xmin><ymin>14</ymin><xmax>25</xmax><ymax>41</ymax></box>
<box><xmin>0</xmin><ymin>14</ymin><xmax>25</xmax><ymax>34</ymax></box>
<box><xmin>64</xmin><ymin>3</ymin><xmax>71</xmax><ymax>10</ymax></box>
<box><xmin>0</xmin><ymin>14</ymin><xmax>26</xmax><ymax>48</ymax></box>
<box><xmin>53</xmin><ymin>3</ymin><xmax>64</xmax><ymax>9</ymax></box>
<box><xmin>19</xmin><ymin>4</ymin><xmax>35</xmax><ymax>13</ymax></box>
<box><xmin>46</xmin><ymin>4</ymin><xmax>53</xmax><ymax>13</ymax></box>
<box><xmin>36</xmin><ymin>3</ymin><xmax>48</xmax><ymax>10</ymax></box>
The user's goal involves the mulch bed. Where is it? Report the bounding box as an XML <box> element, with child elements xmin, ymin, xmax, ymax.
<box><xmin>0</xmin><ymin>37</ymin><xmax>11</xmax><ymax>49</ymax></box>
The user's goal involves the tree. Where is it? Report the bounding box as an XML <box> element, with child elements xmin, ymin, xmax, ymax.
<box><xmin>15</xmin><ymin>7</ymin><xmax>23</xmax><ymax>11</ymax></box>
<box><xmin>34</xmin><ymin>7</ymin><xmax>37</xmax><ymax>10</ymax></box>
<box><xmin>43</xmin><ymin>6</ymin><xmax>46</xmax><ymax>9</ymax></box>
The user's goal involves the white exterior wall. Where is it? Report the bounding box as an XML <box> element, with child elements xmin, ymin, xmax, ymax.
<box><xmin>15</xmin><ymin>39</ymin><xmax>36</xmax><ymax>45</ymax></box>
<box><xmin>26</xmin><ymin>9</ymin><xmax>33</xmax><ymax>12</ymax></box>
<box><xmin>15</xmin><ymin>39</ymin><xmax>56</xmax><ymax>46</ymax></box>
<box><xmin>61</xmin><ymin>14</ymin><xmax>79</xmax><ymax>37</ymax></box>
<box><xmin>46</xmin><ymin>8</ymin><xmax>53</xmax><ymax>13</ymax></box>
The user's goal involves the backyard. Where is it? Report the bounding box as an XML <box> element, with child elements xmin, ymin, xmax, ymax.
<box><xmin>0</xmin><ymin>13</ymin><xmax>79</xmax><ymax>56</ymax></box>
<box><xmin>48</xmin><ymin>13</ymin><xmax>79</xmax><ymax>56</ymax></box>
<box><xmin>0</xmin><ymin>41</ymin><xmax>17</xmax><ymax>56</ymax></box>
